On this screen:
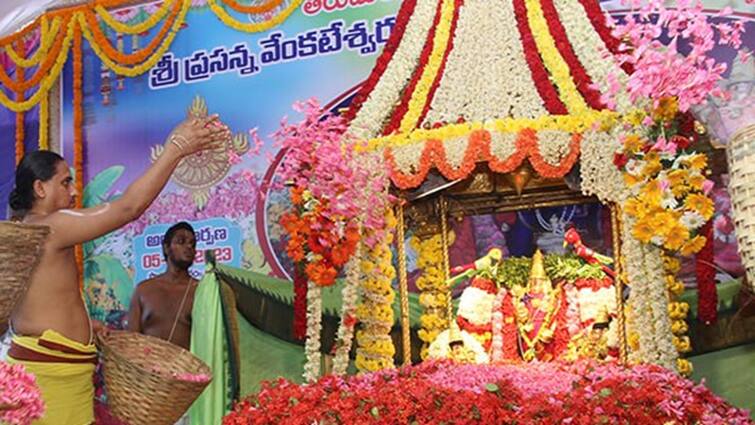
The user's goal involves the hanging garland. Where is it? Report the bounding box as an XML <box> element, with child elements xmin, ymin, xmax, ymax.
<box><xmin>0</xmin><ymin>16</ymin><xmax>74</xmax><ymax>113</ymax></box>
<box><xmin>331</xmin><ymin>242</ymin><xmax>362</xmax><ymax>375</ymax></box>
<box><xmin>3</xmin><ymin>17</ymin><xmax>60</xmax><ymax>68</ymax></box>
<box><xmin>222</xmin><ymin>0</ymin><xmax>285</xmax><ymax>14</ymax></box>
<box><xmin>94</xmin><ymin>0</ymin><xmax>176</xmax><ymax>35</ymax></box>
<box><xmin>78</xmin><ymin>1</ymin><xmax>189</xmax><ymax>77</ymax></box>
<box><xmin>14</xmin><ymin>39</ymin><xmax>25</xmax><ymax>165</ymax></box>
<box><xmin>83</xmin><ymin>0</ymin><xmax>182</xmax><ymax>65</ymax></box>
<box><xmin>0</xmin><ymin>0</ymin><xmax>302</xmax><ymax>112</ymax></box>
<box><xmin>411</xmin><ymin>234</ymin><xmax>449</xmax><ymax>360</ymax></box>
<box><xmin>355</xmin><ymin>209</ymin><xmax>397</xmax><ymax>373</ymax></box>
<box><xmin>73</xmin><ymin>23</ymin><xmax>85</xmax><ymax>288</ymax></box>
<box><xmin>695</xmin><ymin>221</ymin><xmax>717</xmax><ymax>324</ymax></box>
<box><xmin>207</xmin><ymin>0</ymin><xmax>303</xmax><ymax>33</ymax></box>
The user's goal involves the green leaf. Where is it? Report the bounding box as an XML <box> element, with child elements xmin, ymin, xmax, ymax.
<box><xmin>369</xmin><ymin>407</ymin><xmax>379</xmax><ymax>418</ymax></box>
<box><xmin>599</xmin><ymin>388</ymin><xmax>613</xmax><ymax>398</ymax></box>
<box><xmin>83</xmin><ymin>166</ymin><xmax>124</xmax><ymax>208</ymax></box>
<box><xmin>485</xmin><ymin>383</ymin><xmax>499</xmax><ymax>393</ymax></box>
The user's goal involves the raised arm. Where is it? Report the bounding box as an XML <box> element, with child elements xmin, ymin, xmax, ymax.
<box><xmin>45</xmin><ymin>115</ymin><xmax>229</xmax><ymax>248</ymax></box>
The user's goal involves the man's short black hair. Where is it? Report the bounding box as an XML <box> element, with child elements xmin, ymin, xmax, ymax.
<box><xmin>162</xmin><ymin>222</ymin><xmax>195</xmax><ymax>258</ymax></box>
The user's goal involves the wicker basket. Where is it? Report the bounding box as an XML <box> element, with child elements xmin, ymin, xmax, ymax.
<box><xmin>0</xmin><ymin>221</ymin><xmax>50</xmax><ymax>331</ymax></box>
<box><xmin>98</xmin><ymin>331</ymin><xmax>212</xmax><ymax>425</ymax></box>
<box><xmin>727</xmin><ymin>124</ymin><xmax>755</xmax><ymax>293</ymax></box>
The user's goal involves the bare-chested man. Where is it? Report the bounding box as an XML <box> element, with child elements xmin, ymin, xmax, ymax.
<box><xmin>7</xmin><ymin>115</ymin><xmax>229</xmax><ymax>425</ymax></box>
<box><xmin>127</xmin><ymin>222</ymin><xmax>197</xmax><ymax>350</ymax></box>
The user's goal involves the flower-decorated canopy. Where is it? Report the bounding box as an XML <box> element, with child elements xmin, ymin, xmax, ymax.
<box><xmin>346</xmin><ymin>0</ymin><xmax>630</xmax><ymax>190</ymax></box>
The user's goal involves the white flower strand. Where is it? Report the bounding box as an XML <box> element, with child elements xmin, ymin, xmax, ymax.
<box><xmin>423</xmin><ymin>0</ymin><xmax>546</xmax><ymax>125</ymax></box>
<box><xmin>303</xmin><ymin>281</ymin><xmax>323</xmax><ymax>382</ymax></box>
<box><xmin>349</xmin><ymin>0</ymin><xmax>438</xmax><ymax>139</ymax></box>
<box><xmin>552</xmin><ymin>1</ymin><xmax>632</xmax><ymax>112</ymax></box>
<box><xmin>332</xmin><ymin>243</ymin><xmax>362</xmax><ymax>376</ymax></box>
<box><xmin>580</xmin><ymin>129</ymin><xmax>628</xmax><ymax>204</ymax></box>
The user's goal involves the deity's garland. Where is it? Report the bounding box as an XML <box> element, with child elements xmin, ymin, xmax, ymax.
<box><xmin>412</xmin><ymin>233</ymin><xmax>449</xmax><ymax>359</ymax></box>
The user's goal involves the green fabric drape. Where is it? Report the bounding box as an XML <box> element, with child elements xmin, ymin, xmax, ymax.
<box><xmin>189</xmin><ymin>269</ymin><xmax>231</xmax><ymax>425</ymax></box>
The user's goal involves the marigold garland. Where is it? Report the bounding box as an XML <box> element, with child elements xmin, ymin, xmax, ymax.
<box><xmin>38</xmin><ymin>90</ymin><xmax>49</xmax><ymax>150</ymax></box>
<box><xmin>73</xmin><ymin>23</ymin><xmax>85</xmax><ymax>288</ymax></box>
<box><xmin>0</xmin><ymin>0</ymin><xmax>302</xmax><ymax>112</ymax></box>
<box><xmin>411</xmin><ymin>234</ymin><xmax>449</xmax><ymax>359</ymax></box>
<box><xmin>384</xmin><ymin>127</ymin><xmax>583</xmax><ymax>189</ymax></box>
<box><xmin>396</xmin><ymin>0</ymin><xmax>459</xmax><ymax>134</ymax></box>
<box><xmin>222</xmin><ymin>0</ymin><xmax>284</xmax><ymax>15</ymax></box>
<box><xmin>523</xmin><ymin>0</ymin><xmax>589</xmax><ymax>114</ymax></box>
<box><xmin>380</xmin><ymin>0</ymin><xmax>444</xmax><ymax>136</ymax></box>
<box><xmin>344</xmin><ymin>0</ymin><xmax>417</xmax><ymax>121</ymax></box>
<box><xmin>207</xmin><ymin>0</ymin><xmax>303</xmax><ymax>33</ymax></box>
<box><xmin>3</xmin><ymin>16</ymin><xmax>61</xmax><ymax>68</ymax></box>
<box><xmin>355</xmin><ymin>209</ymin><xmax>397</xmax><ymax>372</ymax></box>
<box><xmin>15</xmin><ymin>41</ymin><xmax>25</xmax><ymax>165</ymax></box>
<box><xmin>512</xmin><ymin>0</ymin><xmax>567</xmax><ymax>114</ymax></box>
<box><xmin>94</xmin><ymin>0</ymin><xmax>176</xmax><ymax>35</ymax></box>
<box><xmin>83</xmin><ymin>0</ymin><xmax>182</xmax><ymax>66</ymax></box>
<box><xmin>0</xmin><ymin>18</ymin><xmax>69</xmax><ymax>93</ymax></box>
<box><xmin>0</xmin><ymin>17</ymin><xmax>74</xmax><ymax>112</ymax></box>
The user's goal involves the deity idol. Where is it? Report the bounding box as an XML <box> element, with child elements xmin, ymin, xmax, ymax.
<box><xmin>495</xmin><ymin>250</ymin><xmax>571</xmax><ymax>362</ymax></box>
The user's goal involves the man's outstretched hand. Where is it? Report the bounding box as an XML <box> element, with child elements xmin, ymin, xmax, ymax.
<box><xmin>167</xmin><ymin>114</ymin><xmax>232</xmax><ymax>157</ymax></box>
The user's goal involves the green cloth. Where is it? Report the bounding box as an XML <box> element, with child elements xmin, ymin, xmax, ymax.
<box><xmin>691</xmin><ymin>343</ymin><xmax>755</xmax><ymax>419</ymax></box>
<box><xmin>189</xmin><ymin>269</ymin><xmax>231</xmax><ymax>425</ymax></box>
<box><xmin>680</xmin><ymin>279</ymin><xmax>742</xmax><ymax>320</ymax></box>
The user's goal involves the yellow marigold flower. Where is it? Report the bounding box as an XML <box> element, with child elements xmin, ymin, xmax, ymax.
<box><xmin>623</xmin><ymin>134</ymin><xmax>645</xmax><ymax>153</ymax></box>
<box><xmin>677</xmin><ymin>358</ymin><xmax>693</xmax><ymax>377</ymax></box>
<box><xmin>650</xmin><ymin>212</ymin><xmax>676</xmax><ymax>236</ymax></box>
<box><xmin>664</xmin><ymin>224</ymin><xmax>690</xmax><ymax>251</ymax></box>
<box><xmin>625</xmin><ymin>110</ymin><xmax>647</xmax><ymax>127</ymax></box>
<box><xmin>672</xmin><ymin>184</ymin><xmax>691</xmax><ymax>198</ymax></box>
<box><xmin>640</xmin><ymin>180</ymin><xmax>663</xmax><ymax>205</ymax></box>
<box><xmin>684</xmin><ymin>154</ymin><xmax>708</xmax><ymax>171</ymax></box>
<box><xmin>624</xmin><ymin>197</ymin><xmax>655</xmax><ymax>219</ymax></box>
<box><xmin>624</xmin><ymin>173</ymin><xmax>643</xmax><ymax>187</ymax></box>
<box><xmin>643</xmin><ymin>157</ymin><xmax>663</xmax><ymax>177</ymax></box>
<box><xmin>681</xmin><ymin>235</ymin><xmax>707</xmax><ymax>256</ymax></box>
<box><xmin>663</xmin><ymin>255</ymin><xmax>681</xmax><ymax>273</ymax></box>
<box><xmin>632</xmin><ymin>218</ymin><xmax>656</xmax><ymax>243</ymax></box>
<box><xmin>666</xmin><ymin>169</ymin><xmax>688</xmax><ymax>187</ymax></box>
<box><xmin>687</xmin><ymin>173</ymin><xmax>706</xmax><ymax>191</ymax></box>
<box><xmin>685</xmin><ymin>194</ymin><xmax>715</xmax><ymax>220</ymax></box>
<box><xmin>653</xmin><ymin>97</ymin><xmax>679</xmax><ymax>122</ymax></box>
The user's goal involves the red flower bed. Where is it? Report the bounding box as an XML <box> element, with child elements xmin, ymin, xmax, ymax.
<box><xmin>223</xmin><ymin>361</ymin><xmax>752</xmax><ymax>425</ymax></box>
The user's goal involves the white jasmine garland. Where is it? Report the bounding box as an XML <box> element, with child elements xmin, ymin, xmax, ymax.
<box><xmin>536</xmin><ymin>130</ymin><xmax>574</xmax><ymax>166</ymax></box>
<box><xmin>580</xmin><ymin>130</ymin><xmax>628</xmax><ymax>204</ymax></box>
<box><xmin>349</xmin><ymin>0</ymin><xmax>438</xmax><ymax>139</ymax></box>
<box><xmin>303</xmin><ymin>281</ymin><xmax>323</xmax><ymax>382</ymax></box>
<box><xmin>422</xmin><ymin>0</ymin><xmax>546</xmax><ymax>125</ymax></box>
<box><xmin>552</xmin><ymin>1</ymin><xmax>632</xmax><ymax>112</ymax></box>
<box><xmin>332</xmin><ymin>243</ymin><xmax>362</xmax><ymax>376</ymax></box>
